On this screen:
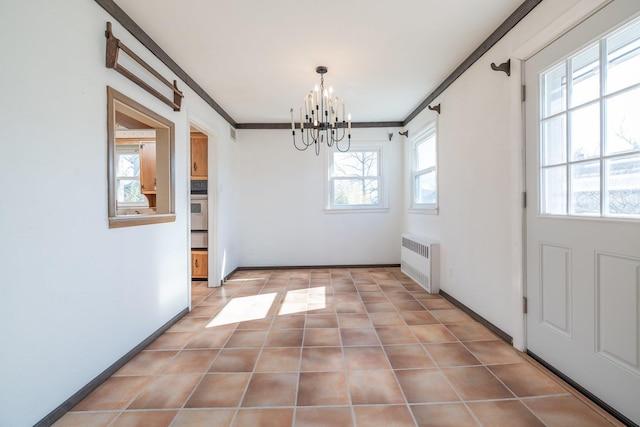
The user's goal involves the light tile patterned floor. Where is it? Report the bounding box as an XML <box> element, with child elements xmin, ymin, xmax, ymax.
<box><xmin>54</xmin><ymin>268</ymin><xmax>623</xmax><ymax>426</ymax></box>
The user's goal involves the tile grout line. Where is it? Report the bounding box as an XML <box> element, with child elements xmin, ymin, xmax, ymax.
<box><xmin>228</xmin><ymin>270</ymin><xmax>276</xmax><ymax>426</ymax></box>
<box><xmin>171</xmin><ymin>283</ymin><xmax>236</xmax><ymax>426</ymax></box>
<box><xmin>371</xmin><ymin>269</ymin><xmax>420</xmax><ymax>427</ymax></box>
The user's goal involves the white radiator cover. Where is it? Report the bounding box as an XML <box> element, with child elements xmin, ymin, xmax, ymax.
<box><xmin>401</xmin><ymin>233</ymin><xmax>440</xmax><ymax>294</ymax></box>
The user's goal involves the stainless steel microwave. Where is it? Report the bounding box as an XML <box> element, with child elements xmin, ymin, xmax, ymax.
<box><xmin>191</xmin><ymin>180</ymin><xmax>207</xmax><ymax>194</ymax></box>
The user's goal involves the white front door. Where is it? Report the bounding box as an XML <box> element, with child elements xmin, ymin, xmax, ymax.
<box><xmin>525</xmin><ymin>0</ymin><xmax>640</xmax><ymax>424</ymax></box>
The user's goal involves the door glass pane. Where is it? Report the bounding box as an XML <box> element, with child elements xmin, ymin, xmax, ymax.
<box><xmin>570</xmin><ymin>44</ymin><xmax>600</xmax><ymax>107</ymax></box>
<box><xmin>542</xmin><ymin>115</ymin><xmax>566</xmax><ymax>166</ymax></box>
<box><xmin>606</xmin><ymin>155</ymin><xmax>640</xmax><ymax>216</ymax></box>
<box><xmin>606</xmin><ymin>86</ymin><xmax>640</xmax><ymax>155</ymax></box>
<box><xmin>415</xmin><ymin>171</ymin><xmax>436</xmax><ymax>204</ymax></box>
<box><xmin>570</xmin><ymin>102</ymin><xmax>600</xmax><ymax>160</ymax></box>
<box><xmin>333</xmin><ymin>179</ymin><xmax>379</xmax><ymax>205</ymax></box>
<box><xmin>570</xmin><ymin>161</ymin><xmax>600</xmax><ymax>215</ymax></box>
<box><xmin>543</xmin><ymin>63</ymin><xmax>567</xmax><ymax>118</ymax></box>
<box><xmin>606</xmin><ymin>19</ymin><xmax>640</xmax><ymax>94</ymax></box>
<box><xmin>542</xmin><ymin>166</ymin><xmax>567</xmax><ymax>214</ymax></box>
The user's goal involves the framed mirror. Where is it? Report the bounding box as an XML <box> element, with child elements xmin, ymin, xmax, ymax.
<box><xmin>107</xmin><ymin>86</ymin><xmax>176</xmax><ymax>228</ymax></box>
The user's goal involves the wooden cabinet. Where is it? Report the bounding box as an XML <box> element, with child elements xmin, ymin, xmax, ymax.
<box><xmin>191</xmin><ymin>250</ymin><xmax>208</xmax><ymax>279</ymax></box>
<box><xmin>190</xmin><ymin>133</ymin><xmax>208</xmax><ymax>179</ymax></box>
<box><xmin>140</xmin><ymin>142</ymin><xmax>156</xmax><ymax>194</ymax></box>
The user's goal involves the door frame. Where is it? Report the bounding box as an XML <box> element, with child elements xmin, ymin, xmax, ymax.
<box><xmin>507</xmin><ymin>0</ymin><xmax>612</xmax><ymax>350</ymax></box>
<box><xmin>188</xmin><ymin>113</ymin><xmax>220</xmax><ymax>295</ymax></box>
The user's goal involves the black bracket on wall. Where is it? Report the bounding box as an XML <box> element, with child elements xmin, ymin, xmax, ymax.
<box><xmin>399</xmin><ymin>130</ymin><xmax>409</xmax><ymax>137</ymax></box>
<box><xmin>490</xmin><ymin>58</ymin><xmax>511</xmax><ymax>76</ymax></box>
<box><xmin>428</xmin><ymin>104</ymin><xmax>441</xmax><ymax>114</ymax></box>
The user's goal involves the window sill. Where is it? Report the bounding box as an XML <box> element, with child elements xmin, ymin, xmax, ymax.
<box><xmin>325</xmin><ymin>207</ymin><xmax>390</xmax><ymax>214</ymax></box>
<box><xmin>408</xmin><ymin>207</ymin><xmax>439</xmax><ymax>215</ymax></box>
<box><xmin>109</xmin><ymin>213</ymin><xmax>176</xmax><ymax>229</ymax></box>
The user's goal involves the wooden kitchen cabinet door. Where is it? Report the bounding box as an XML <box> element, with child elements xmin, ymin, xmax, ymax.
<box><xmin>190</xmin><ymin>133</ymin><xmax>208</xmax><ymax>179</ymax></box>
<box><xmin>192</xmin><ymin>250</ymin><xmax>208</xmax><ymax>279</ymax></box>
<box><xmin>140</xmin><ymin>142</ymin><xmax>156</xmax><ymax>194</ymax></box>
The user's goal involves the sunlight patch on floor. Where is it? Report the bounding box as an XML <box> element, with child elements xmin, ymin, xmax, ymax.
<box><xmin>278</xmin><ymin>286</ymin><xmax>326</xmax><ymax>315</ymax></box>
<box><xmin>207</xmin><ymin>292</ymin><xmax>277</xmax><ymax>327</ymax></box>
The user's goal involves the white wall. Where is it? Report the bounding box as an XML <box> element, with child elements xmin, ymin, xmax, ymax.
<box><xmin>0</xmin><ymin>1</ymin><xmax>238</xmax><ymax>425</ymax></box>
<box><xmin>237</xmin><ymin>128</ymin><xmax>403</xmax><ymax>267</ymax></box>
<box><xmin>403</xmin><ymin>0</ymin><xmax>597</xmax><ymax>348</ymax></box>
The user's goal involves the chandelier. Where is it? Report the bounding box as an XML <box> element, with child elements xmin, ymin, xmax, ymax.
<box><xmin>290</xmin><ymin>66</ymin><xmax>351</xmax><ymax>155</ymax></box>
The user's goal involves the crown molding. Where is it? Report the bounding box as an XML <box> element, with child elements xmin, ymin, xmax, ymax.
<box><xmin>95</xmin><ymin>0</ymin><xmax>542</xmax><ymax>130</ymax></box>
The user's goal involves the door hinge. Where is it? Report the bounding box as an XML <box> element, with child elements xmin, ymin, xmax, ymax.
<box><xmin>522</xmin><ymin>191</ymin><xmax>527</xmax><ymax>208</ymax></box>
<box><xmin>521</xmin><ymin>85</ymin><xmax>526</xmax><ymax>102</ymax></box>
<box><xmin>523</xmin><ymin>297</ymin><xmax>528</xmax><ymax>314</ymax></box>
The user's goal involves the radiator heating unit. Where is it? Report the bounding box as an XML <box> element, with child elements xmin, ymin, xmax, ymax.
<box><xmin>401</xmin><ymin>233</ymin><xmax>440</xmax><ymax>294</ymax></box>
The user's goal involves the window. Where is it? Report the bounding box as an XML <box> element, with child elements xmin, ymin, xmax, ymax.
<box><xmin>115</xmin><ymin>144</ymin><xmax>147</xmax><ymax>207</ymax></box>
<box><xmin>107</xmin><ymin>87</ymin><xmax>175</xmax><ymax>228</ymax></box>
<box><xmin>328</xmin><ymin>148</ymin><xmax>383</xmax><ymax>210</ymax></box>
<box><xmin>411</xmin><ymin>122</ymin><xmax>438</xmax><ymax>210</ymax></box>
<box><xmin>539</xmin><ymin>18</ymin><xmax>640</xmax><ymax>218</ymax></box>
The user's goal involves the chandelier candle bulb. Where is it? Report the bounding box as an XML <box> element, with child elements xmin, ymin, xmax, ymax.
<box><xmin>348</xmin><ymin>114</ymin><xmax>351</xmax><ymax>131</ymax></box>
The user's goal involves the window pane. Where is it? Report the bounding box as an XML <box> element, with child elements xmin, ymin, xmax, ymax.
<box><xmin>333</xmin><ymin>152</ymin><xmax>378</xmax><ymax>177</ymax></box>
<box><xmin>570</xmin><ymin>44</ymin><xmax>600</xmax><ymax>107</ymax></box>
<box><xmin>606</xmin><ymin>155</ymin><xmax>640</xmax><ymax>217</ymax></box>
<box><xmin>416</xmin><ymin>134</ymin><xmax>436</xmax><ymax>171</ymax></box>
<box><xmin>117</xmin><ymin>179</ymin><xmax>145</xmax><ymax>203</ymax></box>
<box><xmin>570</xmin><ymin>161</ymin><xmax>600</xmax><ymax>215</ymax></box>
<box><xmin>415</xmin><ymin>171</ymin><xmax>436</xmax><ymax>205</ymax></box>
<box><xmin>542</xmin><ymin>115</ymin><xmax>567</xmax><ymax>166</ymax></box>
<box><xmin>605</xmin><ymin>86</ymin><xmax>640</xmax><ymax>155</ymax></box>
<box><xmin>117</xmin><ymin>153</ymin><xmax>140</xmax><ymax>178</ymax></box>
<box><xmin>542</xmin><ymin>166</ymin><xmax>567</xmax><ymax>214</ymax></box>
<box><xmin>333</xmin><ymin>178</ymin><xmax>379</xmax><ymax>205</ymax></box>
<box><xmin>570</xmin><ymin>102</ymin><xmax>600</xmax><ymax>160</ymax></box>
<box><xmin>543</xmin><ymin>63</ymin><xmax>567</xmax><ymax>118</ymax></box>
<box><xmin>606</xmin><ymin>19</ymin><xmax>640</xmax><ymax>94</ymax></box>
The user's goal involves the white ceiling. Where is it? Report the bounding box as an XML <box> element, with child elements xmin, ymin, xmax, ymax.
<box><xmin>113</xmin><ymin>0</ymin><xmax>524</xmax><ymax>124</ymax></box>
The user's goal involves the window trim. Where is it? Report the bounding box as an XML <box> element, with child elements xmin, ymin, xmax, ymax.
<box><xmin>410</xmin><ymin>121</ymin><xmax>439</xmax><ymax>213</ymax></box>
<box><xmin>107</xmin><ymin>86</ymin><xmax>176</xmax><ymax>228</ymax></box>
<box><xmin>325</xmin><ymin>144</ymin><xmax>388</xmax><ymax>212</ymax></box>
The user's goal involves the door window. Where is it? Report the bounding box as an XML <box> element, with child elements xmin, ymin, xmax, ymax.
<box><xmin>539</xmin><ymin>18</ymin><xmax>640</xmax><ymax>218</ymax></box>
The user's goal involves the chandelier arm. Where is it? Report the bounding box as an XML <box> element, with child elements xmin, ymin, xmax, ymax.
<box><xmin>301</xmin><ymin>127</ymin><xmax>314</xmax><ymax>148</ymax></box>
<box><xmin>293</xmin><ymin>130</ymin><xmax>309</xmax><ymax>151</ymax></box>
<box><xmin>331</xmin><ymin>124</ymin><xmax>346</xmax><ymax>142</ymax></box>
<box><xmin>336</xmin><ymin>134</ymin><xmax>351</xmax><ymax>152</ymax></box>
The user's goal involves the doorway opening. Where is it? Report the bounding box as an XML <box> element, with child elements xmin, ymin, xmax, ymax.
<box><xmin>189</xmin><ymin>123</ymin><xmax>217</xmax><ymax>291</ymax></box>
